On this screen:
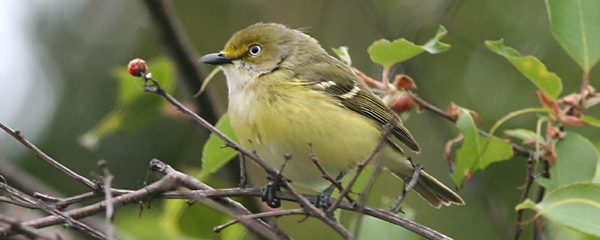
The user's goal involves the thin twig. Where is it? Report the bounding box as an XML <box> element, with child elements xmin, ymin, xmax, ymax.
<box><xmin>308</xmin><ymin>142</ymin><xmax>355</xmax><ymax>204</ymax></box>
<box><xmin>281</xmin><ymin>180</ymin><xmax>355</xmax><ymax>240</ymax></box>
<box><xmin>390</xmin><ymin>164</ymin><xmax>423</xmax><ymax>212</ymax></box>
<box><xmin>163</xmin><ymin>187</ymin><xmax>452</xmax><ymax>240</ymax></box>
<box><xmin>150</xmin><ymin>159</ymin><xmax>292</xmax><ymax>240</ymax></box>
<box><xmin>0</xmin><ymin>214</ymin><xmax>55</xmax><ymax>240</ymax></box>
<box><xmin>2</xmin><ymin>159</ymin><xmax>291</xmax><ymax>240</ymax></box>
<box><xmin>514</xmin><ymin>155</ymin><xmax>534</xmax><ymax>240</ymax></box>
<box><xmin>532</xmin><ymin>160</ymin><xmax>550</xmax><ymax>240</ymax></box>
<box><xmin>0</xmin><ymin>182</ymin><xmax>107</xmax><ymax>239</ymax></box>
<box><xmin>409</xmin><ymin>92</ymin><xmax>532</xmax><ymax>157</ymax></box>
<box><xmin>4</xmin><ymin>184</ymin><xmax>454</xmax><ymax>240</ymax></box>
<box><xmin>579</xmin><ymin>71</ymin><xmax>590</xmax><ymax>109</ymax></box>
<box><xmin>327</xmin><ymin>123</ymin><xmax>393</xmax><ymax>213</ymax></box>
<box><xmin>352</xmin><ymin>154</ymin><xmax>385</xmax><ymax>237</ymax></box>
<box><xmin>214</xmin><ymin>209</ymin><xmax>306</xmax><ymax>233</ymax></box>
<box><xmin>99</xmin><ymin>160</ymin><xmax>115</xmax><ymax>240</ymax></box>
<box><xmin>34</xmin><ymin>189</ymin><xmax>133</xmax><ymax>210</ymax></box>
<box><xmin>0</xmin><ymin>122</ymin><xmax>97</xmax><ymax>190</ymax></box>
<box><xmin>238</xmin><ymin>153</ymin><xmax>248</xmax><ymax>187</ymax></box>
<box><xmin>0</xmin><ymin>196</ymin><xmax>38</xmax><ymax>209</ymax></box>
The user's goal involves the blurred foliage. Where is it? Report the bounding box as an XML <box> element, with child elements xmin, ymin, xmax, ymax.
<box><xmin>79</xmin><ymin>58</ymin><xmax>176</xmax><ymax>150</ymax></box>
<box><xmin>201</xmin><ymin>114</ymin><xmax>238</xmax><ymax>176</ymax></box>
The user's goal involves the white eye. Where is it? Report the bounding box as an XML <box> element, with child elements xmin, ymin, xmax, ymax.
<box><xmin>248</xmin><ymin>45</ymin><xmax>262</xmax><ymax>56</ymax></box>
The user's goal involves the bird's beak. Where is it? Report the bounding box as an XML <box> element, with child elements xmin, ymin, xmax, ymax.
<box><xmin>200</xmin><ymin>52</ymin><xmax>233</xmax><ymax>65</ymax></box>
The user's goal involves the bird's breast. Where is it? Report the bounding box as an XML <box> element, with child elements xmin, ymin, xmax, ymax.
<box><xmin>227</xmin><ymin>78</ymin><xmax>383</xmax><ymax>190</ymax></box>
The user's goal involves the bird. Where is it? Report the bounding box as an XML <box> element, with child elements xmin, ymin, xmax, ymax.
<box><xmin>200</xmin><ymin>23</ymin><xmax>464</xmax><ymax>208</ymax></box>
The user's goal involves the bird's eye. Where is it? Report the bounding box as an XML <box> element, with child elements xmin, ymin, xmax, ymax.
<box><xmin>248</xmin><ymin>45</ymin><xmax>262</xmax><ymax>56</ymax></box>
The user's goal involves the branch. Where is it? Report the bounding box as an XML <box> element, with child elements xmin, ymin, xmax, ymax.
<box><xmin>1</xmin><ymin>159</ymin><xmax>291</xmax><ymax>240</ymax></box>
<box><xmin>161</xmin><ymin>187</ymin><xmax>452</xmax><ymax>240</ymax></box>
<box><xmin>514</xmin><ymin>156</ymin><xmax>535</xmax><ymax>240</ymax></box>
<box><xmin>409</xmin><ymin>92</ymin><xmax>532</xmax><ymax>157</ymax></box>
<box><xmin>99</xmin><ymin>161</ymin><xmax>116</xmax><ymax>240</ymax></box>
<box><xmin>0</xmin><ymin>122</ymin><xmax>97</xmax><ymax>190</ymax></box>
<box><xmin>214</xmin><ymin>209</ymin><xmax>306</xmax><ymax>233</ymax></box>
<box><xmin>390</xmin><ymin>164</ymin><xmax>423</xmax><ymax>212</ymax></box>
<box><xmin>327</xmin><ymin>123</ymin><xmax>393</xmax><ymax>213</ymax></box>
<box><xmin>0</xmin><ymin>182</ymin><xmax>107</xmax><ymax>239</ymax></box>
<box><xmin>308</xmin><ymin>143</ymin><xmax>355</xmax><ymax>204</ymax></box>
<box><xmin>0</xmin><ymin>215</ymin><xmax>55</xmax><ymax>240</ymax></box>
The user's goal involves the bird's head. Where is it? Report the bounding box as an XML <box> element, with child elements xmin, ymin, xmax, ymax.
<box><xmin>200</xmin><ymin>23</ymin><xmax>326</xmax><ymax>78</ymax></box>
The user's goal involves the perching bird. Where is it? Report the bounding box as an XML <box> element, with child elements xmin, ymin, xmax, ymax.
<box><xmin>200</xmin><ymin>23</ymin><xmax>464</xmax><ymax>208</ymax></box>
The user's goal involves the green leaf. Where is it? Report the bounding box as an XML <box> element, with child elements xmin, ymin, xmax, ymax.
<box><xmin>537</xmin><ymin>132</ymin><xmax>598</xmax><ymax>191</ymax></box>
<box><xmin>546</xmin><ymin>0</ymin><xmax>600</xmax><ymax>71</ymax></box>
<box><xmin>201</xmin><ymin>114</ymin><xmax>239</xmax><ymax>175</ymax></box>
<box><xmin>452</xmin><ymin>108</ymin><xmax>514</xmax><ymax>188</ymax></box>
<box><xmin>516</xmin><ymin>183</ymin><xmax>600</xmax><ymax>238</ymax></box>
<box><xmin>581</xmin><ymin>115</ymin><xmax>600</xmax><ymax>128</ymax></box>
<box><xmin>546</xmin><ymin>218</ymin><xmax>600</xmax><ymax>240</ymax></box>
<box><xmin>486</xmin><ymin>40</ymin><xmax>563</xmax><ymax>100</ymax></box>
<box><xmin>332</xmin><ymin>46</ymin><xmax>352</xmax><ymax>66</ymax></box>
<box><xmin>422</xmin><ymin>25</ymin><xmax>450</xmax><ymax>54</ymax></box>
<box><xmin>79</xmin><ymin>58</ymin><xmax>176</xmax><ymax>150</ymax></box>
<box><xmin>368</xmin><ymin>25</ymin><xmax>449</xmax><ymax>68</ymax></box>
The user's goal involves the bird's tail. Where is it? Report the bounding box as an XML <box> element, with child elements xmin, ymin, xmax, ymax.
<box><xmin>386</xmin><ymin>160</ymin><xmax>465</xmax><ymax>208</ymax></box>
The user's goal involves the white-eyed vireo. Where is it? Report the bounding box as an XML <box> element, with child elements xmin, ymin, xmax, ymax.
<box><xmin>200</xmin><ymin>23</ymin><xmax>464</xmax><ymax>208</ymax></box>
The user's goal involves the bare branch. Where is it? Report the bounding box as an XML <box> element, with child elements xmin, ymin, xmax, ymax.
<box><xmin>327</xmin><ymin>123</ymin><xmax>393</xmax><ymax>213</ymax></box>
<box><xmin>308</xmin><ymin>142</ymin><xmax>355</xmax><ymax>204</ymax></box>
<box><xmin>352</xmin><ymin>154</ymin><xmax>385</xmax><ymax>237</ymax></box>
<box><xmin>0</xmin><ymin>182</ymin><xmax>107</xmax><ymax>239</ymax></box>
<box><xmin>0</xmin><ymin>122</ymin><xmax>96</xmax><ymax>190</ymax></box>
<box><xmin>0</xmin><ymin>214</ymin><xmax>55</xmax><ymax>240</ymax></box>
<box><xmin>281</xmin><ymin>180</ymin><xmax>355</xmax><ymax>240</ymax></box>
<box><xmin>409</xmin><ymin>92</ymin><xmax>532</xmax><ymax>157</ymax></box>
<box><xmin>99</xmin><ymin>160</ymin><xmax>116</xmax><ymax>240</ymax></box>
<box><xmin>163</xmin><ymin>187</ymin><xmax>452</xmax><ymax>239</ymax></box>
<box><xmin>214</xmin><ymin>209</ymin><xmax>305</xmax><ymax>233</ymax></box>
<box><xmin>390</xmin><ymin>164</ymin><xmax>423</xmax><ymax>212</ymax></box>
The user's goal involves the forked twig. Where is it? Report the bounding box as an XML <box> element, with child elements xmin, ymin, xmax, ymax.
<box><xmin>390</xmin><ymin>164</ymin><xmax>423</xmax><ymax>212</ymax></box>
<box><xmin>327</xmin><ymin>123</ymin><xmax>394</xmax><ymax>213</ymax></box>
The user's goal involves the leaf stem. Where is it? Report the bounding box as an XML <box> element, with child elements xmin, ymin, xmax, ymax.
<box><xmin>489</xmin><ymin>108</ymin><xmax>552</xmax><ymax>136</ymax></box>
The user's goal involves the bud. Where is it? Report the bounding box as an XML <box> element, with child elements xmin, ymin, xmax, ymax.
<box><xmin>128</xmin><ymin>58</ymin><xmax>147</xmax><ymax>77</ymax></box>
<box><xmin>387</xmin><ymin>91</ymin><xmax>415</xmax><ymax>114</ymax></box>
<box><xmin>393</xmin><ymin>74</ymin><xmax>417</xmax><ymax>91</ymax></box>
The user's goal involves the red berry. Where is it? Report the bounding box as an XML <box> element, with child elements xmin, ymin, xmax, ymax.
<box><xmin>128</xmin><ymin>58</ymin><xmax>147</xmax><ymax>77</ymax></box>
<box><xmin>389</xmin><ymin>92</ymin><xmax>414</xmax><ymax>113</ymax></box>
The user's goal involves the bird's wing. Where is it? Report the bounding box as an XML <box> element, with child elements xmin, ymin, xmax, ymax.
<box><xmin>295</xmin><ymin>61</ymin><xmax>420</xmax><ymax>152</ymax></box>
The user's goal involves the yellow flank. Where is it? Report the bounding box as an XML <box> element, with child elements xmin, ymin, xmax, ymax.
<box><xmin>229</xmin><ymin>74</ymin><xmax>382</xmax><ymax>191</ymax></box>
